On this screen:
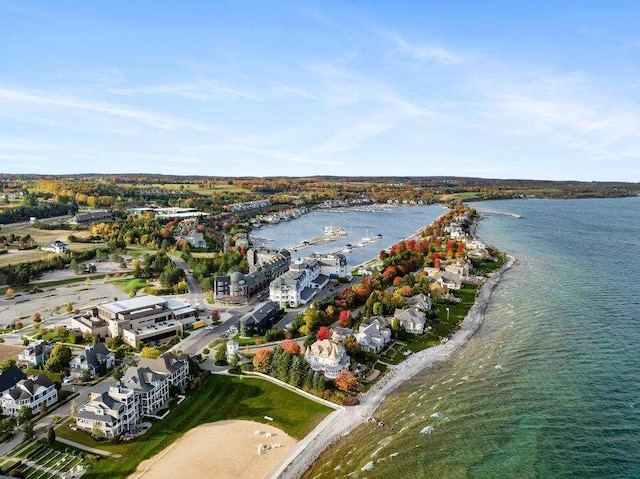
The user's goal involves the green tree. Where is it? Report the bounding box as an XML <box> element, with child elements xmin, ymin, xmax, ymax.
<box><xmin>81</xmin><ymin>368</ymin><xmax>92</xmax><ymax>382</ymax></box>
<box><xmin>91</xmin><ymin>421</ymin><xmax>102</xmax><ymax>440</ymax></box>
<box><xmin>288</xmin><ymin>356</ymin><xmax>303</xmax><ymax>388</ymax></box>
<box><xmin>45</xmin><ymin>344</ymin><xmax>72</xmax><ymax>372</ymax></box>
<box><xmin>0</xmin><ymin>358</ymin><xmax>16</xmax><ymax>371</ymax></box>
<box><xmin>70</xmin><ymin>400</ymin><xmax>78</xmax><ymax>419</ymax></box>
<box><xmin>140</xmin><ymin>347</ymin><xmax>162</xmax><ymax>359</ymax></box>
<box><xmin>113</xmin><ymin>367</ymin><xmax>124</xmax><ymax>382</ymax></box>
<box><xmin>215</xmin><ymin>344</ymin><xmax>227</xmax><ymax>366</ymax></box>
<box><xmin>23</xmin><ymin>421</ymin><xmax>34</xmax><ymax>439</ymax></box>
<box><xmin>16</xmin><ymin>406</ymin><xmax>32</xmax><ymax>425</ymax></box>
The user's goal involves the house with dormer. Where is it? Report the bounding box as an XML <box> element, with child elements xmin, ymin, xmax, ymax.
<box><xmin>1</xmin><ymin>374</ymin><xmax>58</xmax><ymax>416</ymax></box>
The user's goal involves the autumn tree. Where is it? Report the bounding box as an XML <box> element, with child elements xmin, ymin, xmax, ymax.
<box><xmin>253</xmin><ymin>348</ymin><xmax>273</xmax><ymax>373</ymax></box>
<box><xmin>317</xmin><ymin>326</ymin><xmax>330</xmax><ymax>341</ymax></box>
<box><xmin>280</xmin><ymin>339</ymin><xmax>301</xmax><ymax>355</ymax></box>
<box><xmin>338</xmin><ymin>310</ymin><xmax>351</xmax><ymax>328</ymax></box>
<box><xmin>334</xmin><ymin>370</ymin><xmax>358</xmax><ymax>392</ymax></box>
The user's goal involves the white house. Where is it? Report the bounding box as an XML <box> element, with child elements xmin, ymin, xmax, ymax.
<box><xmin>304</xmin><ymin>339</ymin><xmax>350</xmax><ymax>379</ymax></box>
<box><xmin>1</xmin><ymin>374</ymin><xmax>58</xmax><ymax>416</ymax></box>
<box><xmin>122</xmin><ymin>366</ymin><xmax>170</xmax><ymax>417</ymax></box>
<box><xmin>269</xmin><ymin>259</ymin><xmax>322</xmax><ymax>307</ymax></box>
<box><xmin>438</xmin><ymin>271</ymin><xmax>463</xmax><ymax>290</ymax></box>
<box><xmin>76</xmin><ymin>385</ymin><xmax>138</xmax><ymax>438</ymax></box>
<box><xmin>41</xmin><ymin>240</ymin><xmax>69</xmax><ymax>254</ymax></box>
<box><xmin>393</xmin><ymin>308</ymin><xmax>427</xmax><ymax>334</ymax></box>
<box><xmin>356</xmin><ymin>322</ymin><xmax>391</xmax><ymax>353</ymax></box>
<box><xmin>406</xmin><ymin>293</ymin><xmax>432</xmax><ymax>312</ymax></box>
<box><xmin>226</xmin><ymin>340</ymin><xmax>239</xmax><ymax>363</ymax></box>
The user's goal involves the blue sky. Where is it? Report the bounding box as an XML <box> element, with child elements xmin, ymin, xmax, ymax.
<box><xmin>1</xmin><ymin>1</ymin><xmax>639</xmax><ymax>180</ymax></box>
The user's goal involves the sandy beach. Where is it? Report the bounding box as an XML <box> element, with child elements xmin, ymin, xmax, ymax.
<box><xmin>130</xmin><ymin>420</ymin><xmax>295</xmax><ymax>479</ymax></box>
<box><xmin>271</xmin><ymin>254</ymin><xmax>515</xmax><ymax>479</ymax></box>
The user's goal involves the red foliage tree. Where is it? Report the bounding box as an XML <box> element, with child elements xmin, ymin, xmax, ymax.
<box><xmin>317</xmin><ymin>326</ymin><xmax>330</xmax><ymax>341</ymax></box>
<box><xmin>280</xmin><ymin>339</ymin><xmax>301</xmax><ymax>355</ymax></box>
<box><xmin>253</xmin><ymin>348</ymin><xmax>273</xmax><ymax>373</ymax></box>
<box><xmin>334</xmin><ymin>370</ymin><xmax>358</xmax><ymax>392</ymax></box>
<box><xmin>338</xmin><ymin>310</ymin><xmax>351</xmax><ymax>328</ymax></box>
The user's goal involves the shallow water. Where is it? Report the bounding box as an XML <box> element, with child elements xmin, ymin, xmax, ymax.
<box><xmin>304</xmin><ymin>197</ymin><xmax>640</xmax><ymax>479</ymax></box>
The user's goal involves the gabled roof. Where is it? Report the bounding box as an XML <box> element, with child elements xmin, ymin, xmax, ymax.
<box><xmin>0</xmin><ymin>366</ymin><xmax>27</xmax><ymax>393</ymax></box>
<box><xmin>6</xmin><ymin>374</ymin><xmax>54</xmax><ymax>400</ymax></box>
<box><xmin>123</xmin><ymin>366</ymin><xmax>166</xmax><ymax>392</ymax></box>
<box><xmin>137</xmin><ymin>352</ymin><xmax>188</xmax><ymax>375</ymax></box>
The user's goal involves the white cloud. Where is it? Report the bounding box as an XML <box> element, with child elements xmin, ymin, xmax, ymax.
<box><xmin>381</xmin><ymin>30</ymin><xmax>462</xmax><ymax>65</ymax></box>
<box><xmin>0</xmin><ymin>85</ymin><xmax>211</xmax><ymax>131</ymax></box>
<box><xmin>108</xmin><ymin>81</ymin><xmax>259</xmax><ymax>101</ymax></box>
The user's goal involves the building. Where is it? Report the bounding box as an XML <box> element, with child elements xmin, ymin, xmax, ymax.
<box><xmin>41</xmin><ymin>240</ymin><xmax>69</xmax><ymax>254</ymax></box>
<box><xmin>70</xmin><ymin>211</ymin><xmax>114</xmax><ymax>226</ymax></box>
<box><xmin>238</xmin><ymin>301</ymin><xmax>280</xmax><ymax>337</ymax></box>
<box><xmin>331</xmin><ymin>327</ymin><xmax>354</xmax><ymax>344</ymax></box>
<box><xmin>137</xmin><ymin>352</ymin><xmax>189</xmax><ymax>390</ymax></box>
<box><xmin>393</xmin><ymin>308</ymin><xmax>427</xmax><ymax>334</ymax></box>
<box><xmin>226</xmin><ymin>340</ymin><xmax>239</xmax><ymax>363</ymax></box>
<box><xmin>269</xmin><ymin>259</ymin><xmax>324</xmax><ymax>307</ymax></box>
<box><xmin>76</xmin><ymin>385</ymin><xmax>138</xmax><ymax>438</ymax></box>
<box><xmin>304</xmin><ymin>339</ymin><xmax>350</xmax><ymax>379</ymax></box>
<box><xmin>445</xmin><ymin>260</ymin><xmax>471</xmax><ymax>278</ymax></box>
<box><xmin>1</xmin><ymin>374</ymin><xmax>58</xmax><ymax>416</ymax></box>
<box><xmin>438</xmin><ymin>271</ymin><xmax>463</xmax><ymax>290</ymax></box>
<box><xmin>0</xmin><ymin>366</ymin><xmax>27</xmax><ymax>395</ymax></box>
<box><xmin>406</xmin><ymin>293</ymin><xmax>432</xmax><ymax>312</ymax></box>
<box><xmin>175</xmin><ymin>229</ymin><xmax>207</xmax><ymax>249</ymax></box>
<box><xmin>309</xmin><ymin>252</ymin><xmax>348</xmax><ymax>278</ymax></box>
<box><xmin>71</xmin><ymin>314</ymin><xmax>110</xmax><ymax>339</ymax></box>
<box><xmin>69</xmin><ymin>343</ymin><xmax>115</xmax><ymax>378</ymax></box>
<box><xmin>356</xmin><ymin>322</ymin><xmax>391</xmax><ymax>353</ymax></box>
<box><xmin>90</xmin><ymin>295</ymin><xmax>197</xmax><ymax>347</ymax></box>
<box><xmin>18</xmin><ymin>340</ymin><xmax>54</xmax><ymax>368</ymax></box>
<box><xmin>214</xmin><ymin>249</ymin><xmax>291</xmax><ymax>304</ymax></box>
<box><xmin>122</xmin><ymin>366</ymin><xmax>170</xmax><ymax>417</ymax></box>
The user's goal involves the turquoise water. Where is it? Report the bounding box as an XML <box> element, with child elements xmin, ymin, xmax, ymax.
<box><xmin>304</xmin><ymin>197</ymin><xmax>640</xmax><ymax>479</ymax></box>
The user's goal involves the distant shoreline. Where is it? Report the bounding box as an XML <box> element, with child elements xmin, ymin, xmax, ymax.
<box><xmin>270</xmin><ymin>234</ymin><xmax>515</xmax><ymax>479</ymax></box>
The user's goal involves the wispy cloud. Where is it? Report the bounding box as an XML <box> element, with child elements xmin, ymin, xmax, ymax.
<box><xmin>380</xmin><ymin>30</ymin><xmax>462</xmax><ymax>65</ymax></box>
<box><xmin>108</xmin><ymin>80</ymin><xmax>259</xmax><ymax>101</ymax></box>
<box><xmin>0</xmin><ymin>85</ymin><xmax>211</xmax><ymax>131</ymax></box>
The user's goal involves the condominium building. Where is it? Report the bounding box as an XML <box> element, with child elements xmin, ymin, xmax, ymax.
<box><xmin>1</xmin><ymin>374</ymin><xmax>58</xmax><ymax>416</ymax></box>
<box><xmin>76</xmin><ymin>385</ymin><xmax>138</xmax><ymax>438</ymax></box>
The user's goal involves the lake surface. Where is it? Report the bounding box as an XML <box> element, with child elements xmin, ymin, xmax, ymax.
<box><xmin>303</xmin><ymin>197</ymin><xmax>640</xmax><ymax>479</ymax></box>
<box><xmin>253</xmin><ymin>205</ymin><xmax>444</xmax><ymax>267</ymax></box>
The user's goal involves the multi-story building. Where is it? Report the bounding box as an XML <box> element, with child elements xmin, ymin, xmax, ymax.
<box><xmin>355</xmin><ymin>321</ymin><xmax>392</xmax><ymax>353</ymax></box>
<box><xmin>304</xmin><ymin>339</ymin><xmax>350</xmax><ymax>379</ymax></box>
<box><xmin>309</xmin><ymin>252</ymin><xmax>348</xmax><ymax>278</ymax></box>
<box><xmin>76</xmin><ymin>385</ymin><xmax>138</xmax><ymax>438</ymax></box>
<box><xmin>1</xmin><ymin>374</ymin><xmax>58</xmax><ymax>416</ymax></box>
<box><xmin>137</xmin><ymin>352</ymin><xmax>189</xmax><ymax>390</ymax></box>
<box><xmin>69</xmin><ymin>211</ymin><xmax>114</xmax><ymax>226</ymax></box>
<box><xmin>41</xmin><ymin>240</ymin><xmax>69</xmax><ymax>254</ymax></box>
<box><xmin>84</xmin><ymin>295</ymin><xmax>197</xmax><ymax>347</ymax></box>
<box><xmin>0</xmin><ymin>366</ymin><xmax>27</xmax><ymax>396</ymax></box>
<box><xmin>269</xmin><ymin>258</ymin><xmax>326</xmax><ymax>307</ymax></box>
<box><xmin>121</xmin><ymin>366</ymin><xmax>169</xmax><ymax>417</ymax></box>
<box><xmin>238</xmin><ymin>301</ymin><xmax>280</xmax><ymax>337</ymax></box>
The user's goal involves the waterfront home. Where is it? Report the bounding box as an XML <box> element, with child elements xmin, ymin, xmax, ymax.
<box><xmin>17</xmin><ymin>340</ymin><xmax>54</xmax><ymax>368</ymax></box>
<box><xmin>331</xmin><ymin>327</ymin><xmax>354</xmax><ymax>344</ymax></box>
<box><xmin>304</xmin><ymin>339</ymin><xmax>350</xmax><ymax>379</ymax></box>
<box><xmin>137</xmin><ymin>352</ymin><xmax>189</xmax><ymax>390</ymax></box>
<box><xmin>393</xmin><ymin>308</ymin><xmax>427</xmax><ymax>334</ymax></box>
<box><xmin>69</xmin><ymin>343</ymin><xmax>115</xmax><ymax>378</ymax></box>
<box><xmin>122</xmin><ymin>366</ymin><xmax>170</xmax><ymax>417</ymax></box>
<box><xmin>438</xmin><ymin>271</ymin><xmax>463</xmax><ymax>290</ymax></box>
<box><xmin>406</xmin><ymin>293</ymin><xmax>432</xmax><ymax>312</ymax></box>
<box><xmin>1</xmin><ymin>374</ymin><xmax>58</xmax><ymax>416</ymax></box>
<box><xmin>76</xmin><ymin>385</ymin><xmax>138</xmax><ymax>438</ymax></box>
<box><xmin>445</xmin><ymin>260</ymin><xmax>471</xmax><ymax>278</ymax></box>
<box><xmin>356</xmin><ymin>322</ymin><xmax>391</xmax><ymax>353</ymax></box>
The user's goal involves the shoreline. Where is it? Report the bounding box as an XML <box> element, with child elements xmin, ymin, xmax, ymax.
<box><xmin>271</xmin><ymin>253</ymin><xmax>515</xmax><ymax>479</ymax></box>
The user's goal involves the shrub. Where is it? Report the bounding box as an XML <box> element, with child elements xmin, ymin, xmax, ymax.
<box><xmin>343</xmin><ymin>396</ymin><xmax>360</xmax><ymax>406</ymax></box>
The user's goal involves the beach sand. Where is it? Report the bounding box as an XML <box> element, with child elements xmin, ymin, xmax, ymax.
<box><xmin>130</xmin><ymin>420</ymin><xmax>296</xmax><ymax>479</ymax></box>
<box><xmin>272</xmin><ymin>254</ymin><xmax>515</xmax><ymax>479</ymax></box>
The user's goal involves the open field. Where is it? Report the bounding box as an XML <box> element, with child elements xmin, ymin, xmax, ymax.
<box><xmin>128</xmin><ymin>182</ymin><xmax>250</xmax><ymax>195</ymax></box>
<box><xmin>132</xmin><ymin>420</ymin><xmax>295</xmax><ymax>479</ymax></box>
<box><xmin>108</xmin><ymin>278</ymin><xmax>150</xmax><ymax>294</ymax></box>
<box><xmin>0</xmin><ymin>344</ymin><xmax>23</xmax><ymax>362</ymax></box>
<box><xmin>55</xmin><ymin>374</ymin><xmax>331</xmax><ymax>478</ymax></box>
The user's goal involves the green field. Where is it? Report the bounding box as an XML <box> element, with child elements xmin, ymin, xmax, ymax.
<box><xmin>0</xmin><ymin>438</ymin><xmax>88</xmax><ymax>478</ymax></box>
<box><xmin>107</xmin><ymin>277</ymin><xmax>149</xmax><ymax>294</ymax></box>
<box><xmin>55</xmin><ymin>374</ymin><xmax>332</xmax><ymax>478</ymax></box>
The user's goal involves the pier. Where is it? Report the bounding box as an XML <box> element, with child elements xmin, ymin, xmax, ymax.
<box><xmin>477</xmin><ymin>210</ymin><xmax>523</xmax><ymax>219</ymax></box>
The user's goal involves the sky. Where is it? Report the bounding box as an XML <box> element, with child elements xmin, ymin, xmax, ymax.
<box><xmin>1</xmin><ymin>1</ymin><xmax>640</xmax><ymax>181</ymax></box>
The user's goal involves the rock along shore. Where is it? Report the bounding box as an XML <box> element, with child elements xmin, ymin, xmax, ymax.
<box><xmin>270</xmin><ymin>253</ymin><xmax>515</xmax><ymax>479</ymax></box>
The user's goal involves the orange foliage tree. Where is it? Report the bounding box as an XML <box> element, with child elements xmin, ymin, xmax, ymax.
<box><xmin>334</xmin><ymin>370</ymin><xmax>358</xmax><ymax>392</ymax></box>
<box><xmin>279</xmin><ymin>339</ymin><xmax>301</xmax><ymax>355</ymax></box>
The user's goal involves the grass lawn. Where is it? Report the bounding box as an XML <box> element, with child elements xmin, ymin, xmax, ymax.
<box><xmin>473</xmin><ymin>255</ymin><xmax>505</xmax><ymax>276</ymax></box>
<box><xmin>0</xmin><ymin>249</ymin><xmax>50</xmax><ymax>268</ymax></box>
<box><xmin>406</xmin><ymin>284</ymin><xmax>479</xmax><ymax>353</ymax></box>
<box><xmin>55</xmin><ymin>374</ymin><xmax>332</xmax><ymax>479</ymax></box>
<box><xmin>107</xmin><ymin>277</ymin><xmax>149</xmax><ymax>294</ymax></box>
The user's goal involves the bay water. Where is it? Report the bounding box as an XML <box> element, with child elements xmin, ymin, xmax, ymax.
<box><xmin>302</xmin><ymin>197</ymin><xmax>640</xmax><ymax>479</ymax></box>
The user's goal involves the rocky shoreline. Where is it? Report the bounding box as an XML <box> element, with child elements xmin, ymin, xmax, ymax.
<box><xmin>270</xmin><ymin>253</ymin><xmax>515</xmax><ymax>479</ymax></box>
